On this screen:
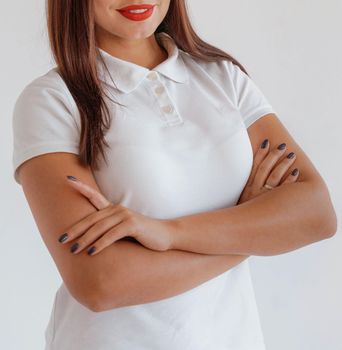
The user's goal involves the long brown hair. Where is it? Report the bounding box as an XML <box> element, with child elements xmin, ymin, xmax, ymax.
<box><xmin>46</xmin><ymin>0</ymin><xmax>249</xmax><ymax>171</ymax></box>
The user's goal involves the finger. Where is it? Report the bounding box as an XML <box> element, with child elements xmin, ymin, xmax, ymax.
<box><xmin>58</xmin><ymin>204</ymin><xmax>121</xmax><ymax>244</ymax></box>
<box><xmin>70</xmin><ymin>210</ymin><xmax>127</xmax><ymax>254</ymax></box>
<box><xmin>246</xmin><ymin>138</ymin><xmax>270</xmax><ymax>187</ymax></box>
<box><xmin>253</xmin><ymin>142</ymin><xmax>287</xmax><ymax>189</ymax></box>
<box><xmin>86</xmin><ymin>219</ymin><xmax>133</xmax><ymax>256</ymax></box>
<box><xmin>281</xmin><ymin>168</ymin><xmax>300</xmax><ymax>185</ymax></box>
<box><xmin>66</xmin><ymin>175</ymin><xmax>111</xmax><ymax>210</ymax></box>
<box><xmin>264</xmin><ymin>151</ymin><xmax>297</xmax><ymax>188</ymax></box>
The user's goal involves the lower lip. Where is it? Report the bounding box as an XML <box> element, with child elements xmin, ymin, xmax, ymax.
<box><xmin>117</xmin><ymin>7</ymin><xmax>155</xmax><ymax>21</ymax></box>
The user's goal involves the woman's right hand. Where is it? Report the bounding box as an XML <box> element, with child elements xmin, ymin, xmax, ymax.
<box><xmin>237</xmin><ymin>139</ymin><xmax>300</xmax><ymax>205</ymax></box>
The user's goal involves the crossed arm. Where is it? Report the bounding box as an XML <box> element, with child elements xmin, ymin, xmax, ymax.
<box><xmin>19</xmin><ymin>114</ymin><xmax>337</xmax><ymax>312</ymax></box>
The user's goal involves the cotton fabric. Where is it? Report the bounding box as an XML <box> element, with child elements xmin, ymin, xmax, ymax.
<box><xmin>12</xmin><ymin>31</ymin><xmax>276</xmax><ymax>349</ymax></box>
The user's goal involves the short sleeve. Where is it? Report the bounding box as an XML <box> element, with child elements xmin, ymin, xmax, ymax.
<box><xmin>12</xmin><ymin>71</ymin><xmax>80</xmax><ymax>185</ymax></box>
<box><xmin>228</xmin><ymin>61</ymin><xmax>276</xmax><ymax>128</ymax></box>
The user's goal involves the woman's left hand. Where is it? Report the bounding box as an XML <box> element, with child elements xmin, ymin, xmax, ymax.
<box><xmin>58</xmin><ymin>175</ymin><xmax>176</xmax><ymax>256</ymax></box>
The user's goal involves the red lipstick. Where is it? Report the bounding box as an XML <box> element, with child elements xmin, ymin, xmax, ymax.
<box><xmin>117</xmin><ymin>4</ymin><xmax>155</xmax><ymax>21</ymax></box>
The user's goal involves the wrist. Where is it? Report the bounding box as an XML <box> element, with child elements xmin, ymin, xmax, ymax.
<box><xmin>165</xmin><ymin>218</ymin><xmax>182</xmax><ymax>250</ymax></box>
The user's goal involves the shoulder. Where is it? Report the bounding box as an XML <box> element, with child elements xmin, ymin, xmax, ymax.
<box><xmin>13</xmin><ymin>67</ymin><xmax>77</xmax><ymax>116</ymax></box>
<box><xmin>178</xmin><ymin>49</ymin><xmax>246</xmax><ymax>107</ymax></box>
<box><xmin>12</xmin><ymin>68</ymin><xmax>81</xmax><ymax>185</ymax></box>
<box><xmin>18</xmin><ymin>67</ymin><xmax>68</xmax><ymax>94</ymax></box>
<box><xmin>179</xmin><ymin>49</ymin><xmax>241</xmax><ymax>83</ymax></box>
<box><xmin>12</xmin><ymin>67</ymin><xmax>80</xmax><ymax>135</ymax></box>
<box><xmin>178</xmin><ymin>49</ymin><xmax>245</xmax><ymax>102</ymax></box>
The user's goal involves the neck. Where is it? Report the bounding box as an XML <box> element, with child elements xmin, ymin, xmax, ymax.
<box><xmin>95</xmin><ymin>29</ymin><xmax>168</xmax><ymax>69</ymax></box>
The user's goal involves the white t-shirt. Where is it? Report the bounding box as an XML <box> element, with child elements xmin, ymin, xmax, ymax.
<box><xmin>12</xmin><ymin>31</ymin><xmax>276</xmax><ymax>350</ymax></box>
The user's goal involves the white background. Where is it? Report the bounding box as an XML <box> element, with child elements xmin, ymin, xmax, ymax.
<box><xmin>1</xmin><ymin>0</ymin><xmax>341</xmax><ymax>349</ymax></box>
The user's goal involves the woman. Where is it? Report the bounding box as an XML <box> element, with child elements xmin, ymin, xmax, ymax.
<box><xmin>12</xmin><ymin>0</ymin><xmax>337</xmax><ymax>349</ymax></box>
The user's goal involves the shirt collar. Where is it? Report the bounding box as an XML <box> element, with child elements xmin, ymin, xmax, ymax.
<box><xmin>96</xmin><ymin>32</ymin><xmax>189</xmax><ymax>94</ymax></box>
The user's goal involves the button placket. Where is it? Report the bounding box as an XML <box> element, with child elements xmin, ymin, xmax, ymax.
<box><xmin>146</xmin><ymin>71</ymin><xmax>183</xmax><ymax>126</ymax></box>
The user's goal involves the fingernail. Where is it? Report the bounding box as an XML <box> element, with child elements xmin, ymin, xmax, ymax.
<box><xmin>58</xmin><ymin>233</ymin><xmax>69</xmax><ymax>243</ymax></box>
<box><xmin>291</xmin><ymin>168</ymin><xmax>299</xmax><ymax>176</ymax></box>
<box><xmin>287</xmin><ymin>152</ymin><xmax>295</xmax><ymax>159</ymax></box>
<box><xmin>67</xmin><ymin>175</ymin><xmax>77</xmax><ymax>182</ymax></box>
<box><xmin>70</xmin><ymin>243</ymin><xmax>79</xmax><ymax>253</ymax></box>
<box><xmin>277</xmin><ymin>143</ymin><xmax>286</xmax><ymax>150</ymax></box>
<box><xmin>87</xmin><ymin>246</ymin><xmax>96</xmax><ymax>256</ymax></box>
<box><xmin>261</xmin><ymin>139</ymin><xmax>269</xmax><ymax>149</ymax></box>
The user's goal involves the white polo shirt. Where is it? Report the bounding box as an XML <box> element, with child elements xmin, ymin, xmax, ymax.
<box><xmin>12</xmin><ymin>31</ymin><xmax>276</xmax><ymax>350</ymax></box>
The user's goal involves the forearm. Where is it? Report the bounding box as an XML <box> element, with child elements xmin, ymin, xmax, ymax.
<box><xmin>93</xmin><ymin>239</ymin><xmax>249</xmax><ymax>311</ymax></box>
<box><xmin>171</xmin><ymin>181</ymin><xmax>337</xmax><ymax>256</ymax></box>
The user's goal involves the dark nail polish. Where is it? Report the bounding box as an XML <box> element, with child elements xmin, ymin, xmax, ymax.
<box><xmin>70</xmin><ymin>243</ymin><xmax>79</xmax><ymax>253</ymax></box>
<box><xmin>87</xmin><ymin>246</ymin><xmax>96</xmax><ymax>256</ymax></box>
<box><xmin>58</xmin><ymin>233</ymin><xmax>69</xmax><ymax>243</ymax></box>
<box><xmin>277</xmin><ymin>143</ymin><xmax>286</xmax><ymax>150</ymax></box>
<box><xmin>261</xmin><ymin>139</ymin><xmax>269</xmax><ymax>149</ymax></box>
<box><xmin>67</xmin><ymin>175</ymin><xmax>77</xmax><ymax>181</ymax></box>
<box><xmin>291</xmin><ymin>168</ymin><xmax>299</xmax><ymax>176</ymax></box>
<box><xmin>287</xmin><ymin>152</ymin><xmax>295</xmax><ymax>159</ymax></box>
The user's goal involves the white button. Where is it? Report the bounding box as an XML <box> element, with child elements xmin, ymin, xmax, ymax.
<box><xmin>147</xmin><ymin>71</ymin><xmax>158</xmax><ymax>80</ymax></box>
<box><xmin>154</xmin><ymin>86</ymin><xmax>165</xmax><ymax>95</ymax></box>
<box><xmin>162</xmin><ymin>105</ymin><xmax>174</xmax><ymax>114</ymax></box>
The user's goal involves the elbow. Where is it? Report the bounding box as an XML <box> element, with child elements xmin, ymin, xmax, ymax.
<box><xmin>83</xmin><ymin>292</ymin><xmax>105</xmax><ymax>313</ymax></box>
<box><xmin>71</xmin><ymin>287</ymin><xmax>104</xmax><ymax>313</ymax></box>
<box><xmin>84</xmin><ymin>283</ymin><xmax>112</xmax><ymax>313</ymax></box>
<box><xmin>72</xmin><ymin>276</ymin><xmax>110</xmax><ymax>313</ymax></box>
<box><xmin>312</xmin><ymin>183</ymin><xmax>338</xmax><ymax>240</ymax></box>
<box><xmin>320</xmin><ymin>208</ymin><xmax>338</xmax><ymax>239</ymax></box>
<box><xmin>82</xmin><ymin>276</ymin><xmax>121</xmax><ymax>313</ymax></box>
